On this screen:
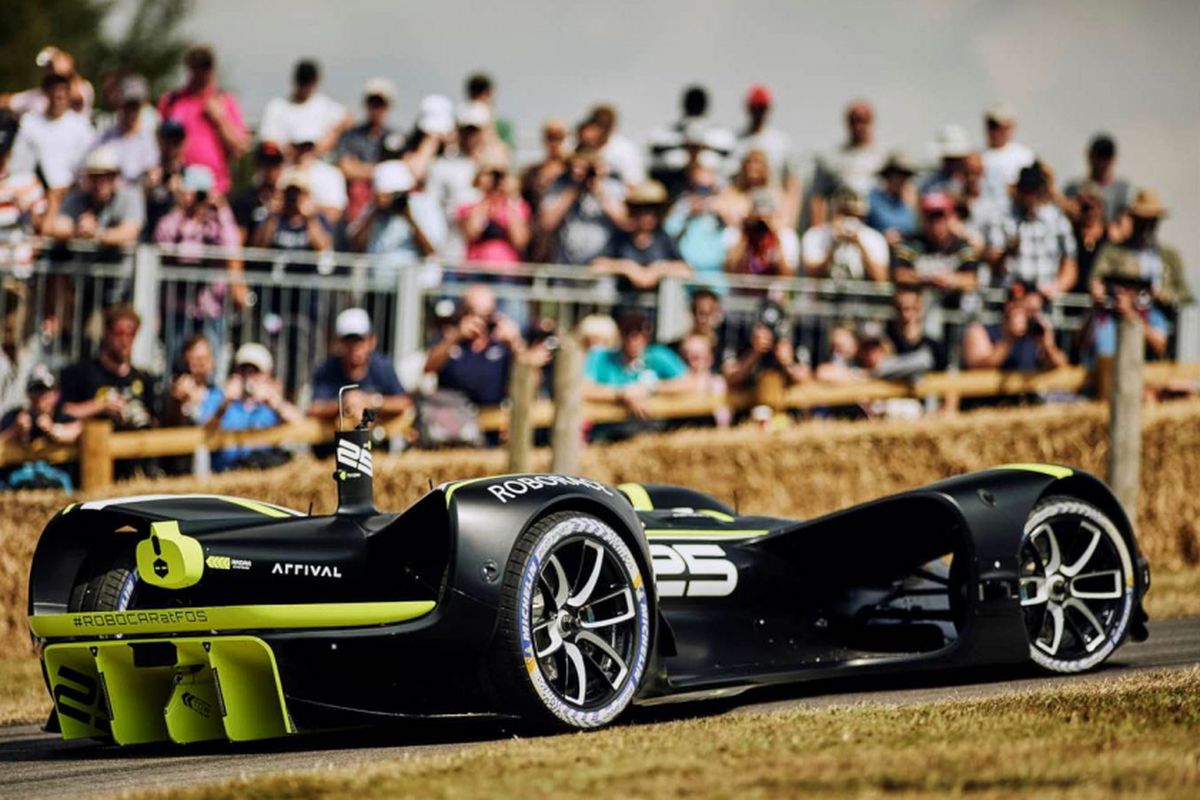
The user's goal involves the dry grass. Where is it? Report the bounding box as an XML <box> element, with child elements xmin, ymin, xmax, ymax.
<box><xmin>0</xmin><ymin>657</ymin><xmax>45</xmax><ymax>725</ymax></box>
<box><xmin>2</xmin><ymin>400</ymin><xmax>1198</xmax><ymax>658</ymax></box>
<box><xmin>115</xmin><ymin>668</ymin><xmax>1200</xmax><ymax>800</ymax></box>
<box><xmin>1145</xmin><ymin>570</ymin><xmax>1200</xmax><ymax>620</ymax></box>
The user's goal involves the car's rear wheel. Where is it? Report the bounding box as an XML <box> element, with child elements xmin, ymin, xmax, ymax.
<box><xmin>1018</xmin><ymin>496</ymin><xmax>1134</xmax><ymax>672</ymax></box>
<box><xmin>489</xmin><ymin>511</ymin><xmax>651</xmax><ymax>729</ymax></box>
<box><xmin>69</xmin><ymin>550</ymin><xmax>138</xmax><ymax>613</ymax></box>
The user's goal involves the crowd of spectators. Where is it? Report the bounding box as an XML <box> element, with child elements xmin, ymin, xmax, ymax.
<box><xmin>0</xmin><ymin>42</ymin><xmax>1196</xmax><ymax>475</ymax></box>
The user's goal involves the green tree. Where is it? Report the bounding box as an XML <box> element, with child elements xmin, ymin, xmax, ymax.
<box><xmin>0</xmin><ymin>0</ymin><xmax>193</xmax><ymax>106</ymax></box>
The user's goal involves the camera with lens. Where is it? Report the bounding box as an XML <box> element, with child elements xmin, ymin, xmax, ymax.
<box><xmin>389</xmin><ymin>192</ymin><xmax>410</xmax><ymax>215</ymax></box>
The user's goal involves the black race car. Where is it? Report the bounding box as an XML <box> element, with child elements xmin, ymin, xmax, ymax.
<box><xmin>27</xmin><ymin>414</ymin><xmax>1150</xmax><ymax>743</ymax></box>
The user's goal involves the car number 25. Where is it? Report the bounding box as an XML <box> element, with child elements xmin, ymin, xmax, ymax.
<box><xmin>650</xmin><ymin>543</ymin><xmax>738</xmax><ymax>598</ymax></box>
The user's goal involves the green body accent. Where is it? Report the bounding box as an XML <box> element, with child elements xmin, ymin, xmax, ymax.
<box><xmin>29</xmin><ymin>600</ymin><xmax>436</xmax><ymax>639</ymax></box>
<box><xmin>697</xmin><ymin>509</ymin><xmax>737</xmax><ymax>522</ymax></box>
<box><xmin>618</xmin><ymin>483</ymin><xmax>654</xmax><ymax>511</ymax></box>
<box><xmin>644</xmin><ymin>529</ymin><xmax>769</xmax><ymax>539</ymax></box>
<box><xmin>992</xmin><ymin>463</ymin><xmax>1074</xmax><ymax>480</ymax></box>
<box><xmin>136</xmin><ymin>521</ymin><xmax>205</xmax><ymax>590</ymax></box>
<box><xmin>44</xmin><ymin>636</ymin><xmax>291</xmax><ymax>745</ymax></box>
<box><xmin>219</xmin><ymin>497</ymin><xmax>298</xmax><ymax>518</ymax></box>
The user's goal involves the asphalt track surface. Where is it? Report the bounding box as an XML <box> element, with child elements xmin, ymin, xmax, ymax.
<box><xmin>3</xmin><ymin>617</ymin><xmax>1197</xmax><ymax>800</ymax></box>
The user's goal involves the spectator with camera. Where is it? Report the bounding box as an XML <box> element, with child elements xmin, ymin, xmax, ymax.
<box><xmin>92</xmin><ymin>75</ymin><xmax>159</xmax><ymax>186</ymax></box>
<box><xmin>985</xmin><ymin>165</ymin><xmax>1077</xmax><ymax>299</ymax></box>
<box><xmin>310</xmin><ymin>308</ymin><xmax>408</xmax><ymax>428</ymax></box>
<box><xmin>0</xmin><ymin>365</ymin><xmax>80</xmax><ymax>491</ymax></box>
<box><xmin>963</xmin><ymin>284</ymin><xmax>1066</xmax><ymax>371</ymax></box>
<box><xmin>210</xmin><ymin>342</ymin><xmax>303</xmax><ymax>472</ymax></box>
<box><xmin>163</xmin><ymin>335</ymin><xmax>223</xmax><ymax>427</ymax></box>
<box><xmin>540</xmin><ymin>148</ymin><xmax>627</xmax><ymax>265</ymax></box>
<box><xmin>153</xmin><ymin>164</ymin><xmax>246</xmax><ymax>348</ymax></box>
<box><xmin>349</xmin><ymin>160</ymin><xmax>444</xmax><ymax>266</ymax></box>
<box><xmin>59</xmin><ymin>305</ymin><xmax>160</xmax><ymax>477</ymax></box>
<box><xmin>588</xmin><ymin>104</ymin><xmax>645</xmax><ymax>188</ymax></box>
<box><xmin>725</xmin><ymin>301</ymin><xmax>810</xmax><ymax>398</ymax></box>
<box><xmin>663</xmin><ymin>158</ymin><xmax>731</xmax><ymax>290</ymax></box>
<box><xmin>801</xmin><ymin>188</ymin><xmax>888</xmax><ymax>281</ymax></box>
<box><xmin>0</xmin><ymin>365</ymin><xmax>81</xmax><ymax>446</ymax></box>
<box><xmin>726</xmin><ymin>189</ymin><xmax>799</xmax><ymax>276</ymax></box>
<box><xmin>423</xmin><ymin>285</ymin><xmax>536</xmax><ymax>408</ymax></box>
<box><xmin>46</xmin><ymin>146</ymin><xmax>144</xmax><ymax>248</ymax></box>
<box><xmin>1069</xmin><ymin>182</ymin><xmax>1109</xmax><ymax>293</ymax></box>
<box><xmin>252</xmin><ymin>168</ymin><xmax>333</xmax><ymax>253</ymax></box>
<box><xmin>157</xmin><ymin>46</ymin><xmax>248</xmax><ymax>195</ymax></box>
<box><xmin>592</xmin><ymin>180</ymin><xmax>690</xmax><ymax>296</ymax></box>
<box><xmin>1077</xmin><ymin>269</ymin><xmax>1169</xmax><ymax>372</ymax></box>
<box><xmin>457</xmin><ymin>155</ymin><xmax>531</xmax><ymax>267</ymax></box>
<box><xmin>231</xmin><ymin>141</ymin><xmax>285</xmax><ymax>244</ymax></box>
<box><xmin>1088</xmin><ymin>188</ymin><xmax>1192</xmax><ymax>312</ymax></box>
<box><xmin>520</xmin><ymin>119</ymin><xmax>569</xmax><ymax>260</ymax></box>
<box><xmin>281</xmin><ymin>124</ymin><xmax>347</xmax><ymax>226</ymax></box>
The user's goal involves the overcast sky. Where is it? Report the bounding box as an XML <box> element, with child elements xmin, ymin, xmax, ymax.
<box><xmin>120</xmin><ymin>0</ymin><xmax>1200</xmax><ymax>285</ymax></box>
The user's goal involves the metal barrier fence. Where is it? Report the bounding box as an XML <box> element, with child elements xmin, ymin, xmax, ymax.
<box><xmin>4</xmin><ymin>241</ymin><xmax>1196</xmax><ymax>408</ymax></box>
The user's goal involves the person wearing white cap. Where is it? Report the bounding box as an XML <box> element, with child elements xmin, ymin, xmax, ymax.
<box><xmin>347</xmin><ymin>159</ymin><xmax>445</xmax><ymax>267</ymax></box>
<box><xmin>283</xmin><ymin>118</ymin><xmax>347</xmax><ymax>225</ymax></box>
<box><xmin>259</xmin><ymin>58</ymin><xmax>351</xmax><ymax>158</ymax></box>
<box><xmin>336</xmin><ymin>78</ymin><xmax>398</xmax><ymax>220</ymax></box>
<box><xmin>981</xmin><ymin>104</ymin><xmax>1035</xmax><ymax>197</ymax></box>
<box><xmin>46</xmin><ymin>145</ymin><xmax>144</xmax><ymax>247</ymax></box>
<box><xmin>208</xmin><ymin>341</ymin><xmax>302</xmax><ymax>472</ymax></box>
<box><xmin>250</xmin><ymin>166</ymin><xmax>333</xmax><ymax>253</ymax></box>
<box><xmin>308</xmin><ymin>308</ymin><xmax>408</xmax><ymax>428</ymax></box>
<box><xmin>919</xmin><ymin>124</ymin><xmax>972</xmax><ymax>199</ymax></box>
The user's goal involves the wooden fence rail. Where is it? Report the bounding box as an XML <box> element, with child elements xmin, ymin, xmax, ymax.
<box><xmin>1</xmin><ymin>363</ymin><xmax>1196</xmax><ymax>490</ymax></box>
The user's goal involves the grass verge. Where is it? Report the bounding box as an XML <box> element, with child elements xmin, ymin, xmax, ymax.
<box><xmin>117</xmin><ymin>668</ymin><xmax>1200</xmax><ymax>800</ymax></box>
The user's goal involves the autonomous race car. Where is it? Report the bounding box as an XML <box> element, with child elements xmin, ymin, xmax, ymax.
<box><xmin>27</xmin><ymin>410</ymin><xmax>1150</xmax><ymax>744</ymax></box>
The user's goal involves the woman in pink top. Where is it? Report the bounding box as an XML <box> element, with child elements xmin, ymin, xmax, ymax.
<box><xmin>455</xmin><ymin>158</ymin><xmax>531</xmax><ymax>272</ymax></box>
<box><xmin>156</xmin><ymin>46</ymin><xmax>248</xmax><ymax>194</ymax></box>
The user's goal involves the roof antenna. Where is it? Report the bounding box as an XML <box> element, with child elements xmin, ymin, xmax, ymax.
<box><xmin>733</xmin><ymin>489</ymin><xmax>740</xmax><ymax>516</ymax></box>
<box><xmin>428</xmin><ymin>477</ymin><xmax>434</xmax><ymax>492</ymax></box>
<box><xmin>306</xmin><ymin>500</ymin><xmax>314</xmax><ymax>516</ymax></box>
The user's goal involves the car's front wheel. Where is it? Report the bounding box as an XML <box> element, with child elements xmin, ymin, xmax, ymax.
<box><xmin>1018</xmin><ymin>496</ymin><xmax>1135</xmax><ymax>672</ymax></box>
<box><xmin>489</xmin><ymin>511</ymin><xmax>652</xmax><ymax>729</ymax></box>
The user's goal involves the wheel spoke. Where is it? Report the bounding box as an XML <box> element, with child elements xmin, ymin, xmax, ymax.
<box><xmin>576</xmin><ymin>631</ymin><xmax>629</xmax><ymax>688</ymax></box>
<box><xmin>1036</xmin><ymin>603</ymin><xmax>1065</xmax><ymax>655</ymax></box>
<box><xmin>1069</xmin><ymin>570</ymin><xmax>1124</xmax><ymax>600</ymax></box>
<box><xmin>1032</xmin><ymin>523</ymin><xmax>1061</xmax><ymax>575</ymax></box>
<box><xmin>580</xmin><ymin>589</ymin><xmax>635</xmax><ymax>629</ymax></box>
<box><xmin>1064</xmin><ymin>598</ymin><xmax>1106</xmax><ymax>652</ymax></box>
<box><xmin>567</xmin><ymin>541</ymin><xmax>605</xmax><ymax>608</ymax></box>
<box><xmin>541</xmin><ymin>554</ymin><xmax>570</xmax><ymax>611</ymax></box>
<box><xmin>1061</xmin><ymin>522</ymin><xmax>1103</xmax><ymax>577</ymax></box>
<box><xmin>1020</xmin><ymin>576</ymin><xmax>1050</xmax><ymax>606</ymax></box>
<box><xmin>535</xmin><ymin>623</ymin><xmax>564</xmax><ymax>658</ymax></box>
<box><xmin>562</xmin><ymin>641</ymin><xmax>588</xmax><ymax>705</ymax></box>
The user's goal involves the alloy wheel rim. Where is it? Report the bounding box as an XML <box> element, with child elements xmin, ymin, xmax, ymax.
<box><xmin>529</xmin><ymin>536</ymin><xmax>639</xmax><ymax>708</ymax></box>
<box><xmin>1019</xmin><ymin>515</ymin><xmax>1129</xmax><ymax>664</ymax></box>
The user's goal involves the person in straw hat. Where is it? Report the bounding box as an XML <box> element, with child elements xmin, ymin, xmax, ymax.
<box><xmin>591</xmin><ymin>178</ymin><xmax>690</xmax><ymax>297</ymax></box>
<box><xmin>1089</xmin><ymin>188</ymin><xmax>1192</xmax><ymax>310</ymax></box>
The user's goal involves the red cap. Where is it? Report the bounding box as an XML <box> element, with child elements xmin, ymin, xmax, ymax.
<box><xmin>745</xmin><ymin>84</ymin><xmax>773</xmax><ymax>108</ymax></box>
<box><xmin>920</xmin><ymin>192</ymin><xmax>955</xmax><ymax>215</ymax></box>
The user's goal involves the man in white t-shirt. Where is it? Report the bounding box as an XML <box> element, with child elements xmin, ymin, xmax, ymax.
<box><xmin>809</xmin><ymin>99</ymin><xmax>886</xmax><ymax>227</ymax></box>
<box><xmin>981</xmin><ymin>104</ymin><xmax>1035</xmax><ymax>198</ymax></box>
<box><xmin>801</xmin><ymin>188</ymin><xmax>889</xmax><ymax>282</ymax></box>
<box><xmin>9</xmin><ymin>73</ymin><xmax>94</xmax><ymax>219</ymax></box>
<box><xmin>259</xmin><ymin>59</ymin><xmax>350</xmax><ymax>157</ymax></box>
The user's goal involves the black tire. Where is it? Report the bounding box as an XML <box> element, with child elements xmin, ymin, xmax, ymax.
<box><xmin>1018</xmin><ymin>495</ymin><xmax>1135</xmax><ymax>673</ymax></box>
<box><xmin>68</xmin><ymin>550</ymin><xmax>138</xmax><ymax>613</ymax></box>
<box><xmin>487</xmin><ymin>511</ymin><xmax>652</xmax><ymax>729</ymax></box>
